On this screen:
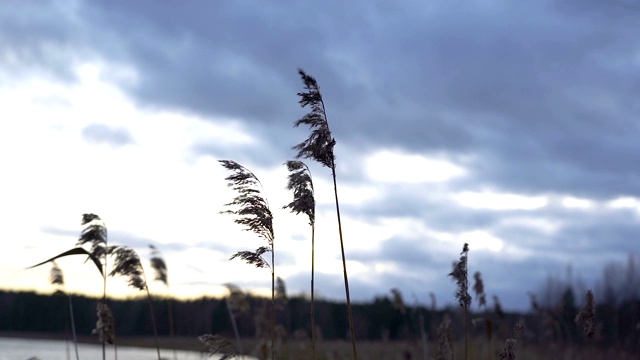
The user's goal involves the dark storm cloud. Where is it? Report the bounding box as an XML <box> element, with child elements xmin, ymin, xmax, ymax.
<box><xmin>82</xmin><ymin>123</ymin><xmax>135</xmax><ymax>148</ymax></box>
<box><xmin>7</xmin><ymin>0</ymin><xmax>640</xmax><ymax>197</ymax></box>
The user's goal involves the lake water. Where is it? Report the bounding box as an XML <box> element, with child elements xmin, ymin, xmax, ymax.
<box><xmin>0</xmin><ymin>337</ymin><xmax>256</xmax><ymax>360</ymax></box>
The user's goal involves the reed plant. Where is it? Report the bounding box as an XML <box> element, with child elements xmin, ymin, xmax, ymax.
<box><xmin>283</xmin><ymin>159</ymin><xmax>317</xmax><ymax>359</ymax></box>
<box><xmin>28</xmin><ymin>214</ymin><xmax>167</xmax><ymax>360</ymax></box>
<box><xmin>149</xmin><ymin>244</ymin><xmax>177</xmax><ymax>360</ymax></box>
<box><xmin>219</xmin><ymin>159</ymin><xmax>276</xmax><ymax>359</ymax></box>
<box><xmin>293</xmin><ymin>69</ymin><xmax>358</xmax><ymax>359</ymax></box>
<box><xmin>448</xmin><ymin>243</ymin><xmax>471</xmax><ymax>360</ymax></box>
<box><xmin>108</xmin><ymin>245</ymin><xmax>161</xmax><ymax>360</ymax></box>
<box><xmin>224</xmin><ymin>283</ymin><xmax>250</xmax><ymax>356</ymax></box>
<box><xmin>49</xmin><ymin>261</ymin><xmax>80</xmax><ymax>360</ymax></box>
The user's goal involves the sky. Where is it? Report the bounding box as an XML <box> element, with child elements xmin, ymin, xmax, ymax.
<box><xmin>1</xmin><ymin>0</ymin><xmax>639</xmax><ymax>312</ymax></box>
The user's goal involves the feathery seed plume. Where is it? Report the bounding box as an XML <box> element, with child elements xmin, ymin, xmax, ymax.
<box><xmin>473</xmin><ymin>271</ymin><xmax>487</xmax><ymax>309</ymax></box>
<box><xmin>449</xmin><ymin>243</ymin><xmax>471</xmax><ymax>309</ymax></box>
<box><xmin>50</xmin><ymin>261</ymin><xmax>64</xmax><ymax>286</ymax></box>
<box><xmin>149</xmin><ymin>245</ymin><xmax>168</xmax><ymax>286</ymax></box>
<box><xmin>78</xmin><ymin>213</ymin><xmax>108</xmax><ymax>260</ymax></box>
<box><xmin>283</xmin><ymin>160</ymin><xmax>315</xmax><ymax>225</ymax></box>
<box><xmin>108</xmin><ymin>246</ymin><xmax>146</xmax><ymax>291</ymax></box>
<box><xmin>220</xmin><ymin>160</ymin><xmax>274</xmax><ymax>269</ymax></box>
<box><xmin>499</xmin><ymin>338</ymin><xmax>517</xmax><ymax>360</ymax></box>
<box><xmin>199</xmin><ymin>334</ymin><xmax>238</xmax><ymax>359</ymax></box>
<box><xmin>575</xmin><ymin>290</ymin><xmax>596</xmax><ymax>338</ymax></box>
<box><xmin>93</xmin><ymin>302</ymin><xmax>116</xmax><ymax>345</ymax></box>
<box><xmin>293</xmin><ymin>70</ymin><xmax>336</xmax><ymax>169</ymax></box>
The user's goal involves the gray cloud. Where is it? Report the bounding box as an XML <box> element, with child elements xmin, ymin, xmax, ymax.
<box><xmin>82</xmin><ymin>123</ymin><xmax>136</xmax><ymax>148</ymax></box>
<box><xmin>9</xmin><ymin>0</ymin><xmax>640</xmax><ymax>310</ymax></box>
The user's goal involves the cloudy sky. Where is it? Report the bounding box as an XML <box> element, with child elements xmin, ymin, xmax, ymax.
<box><xmin>2</xmin><ymin>0</ymin><xmax>639</xmax><ymax>311</ymax></box>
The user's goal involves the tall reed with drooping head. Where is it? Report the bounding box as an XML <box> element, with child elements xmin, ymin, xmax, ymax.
<box><xmin>283</xmin><ymin>159</ymin><xmax>317</xmax><ymax>359</ymax></box>
<box><xmin>449</xmin><ymin>243</ymin><xmax>471</xmax><ymax>360</ymax></box>
<box><xmin>78</xmin><ymin>213</ymin><xmax>112</xmax><ymax>360</ymax></box>
<box><xmin>149</xmin><ymin>244</ymin><xmax>177</xmax><ymax>360</ymax></box>
<box><xmin>108</xmin><ymin>245</ymin><xmax>161</xmax><ymax>360</ymax></box>
<box><xmin>220</xmin><ymin>159</ymin><xmax>276</xmax><ymax>359</ymax></box>
<box><xmin>575</xmin><ymin>289</ymin><xmax>596</xmax><ymax>360</ymax></box>
<box><xmin>27</xmin><ymin>214</ymin><xmax>109</xmax><ymax>359</ymax></box>
<box><xmin>49</xmin><ymin>262</ymin><xmax>80</xmax><ymax>360</ymax></box>
<box><xmin>293</xmin><ymin>69</ymin><xmax>358</xmax><ymax>359</ymax></box>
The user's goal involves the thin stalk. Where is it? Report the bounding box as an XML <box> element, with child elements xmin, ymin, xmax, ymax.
<box><xmin>225</xmin><ymin>297</ymin><xmax>244</xmax><ymax>356</ymax></box>
<box><xmin>143</xmin><ymin>279</ymin><xmax>161</xmax><ymax>360</ymax></box>
<box><xmin>310</xmin><ymin>224</ymin><xmax>317</xmax><ymax>359</ymax></box>
<box><xmin>293</xmin><ymin>70</ymin><xmax>357</xmax><ymax>359</ymax></box>
<box><xmin>102</xmin><ymin>250</ymin><xmax>107</xmax><ymax>360</ymax></box>
<box><xmin>167</xmin><ymin>298</ymin><xmax>177</xmax><ymax>360</ymax></box>
<box><xmin>271</xmin><ymin>250</ymin><xmax>276</xmax><ymax>360</ymax></box>
<box><xmin>419</xmin><ymin>311</ymin><xmax>427</xmax><ymax>360</ymax></box>
<box><xmin>68</xmin><ymin>294</ymin><xmax>80</xmax><ymax>360</ymax></box>
<box><xmin>464</xmin><ymin>311</ymin><xmax>468</xmax><ymax>360</ymax></box>
<box><xmin>331</xmin><ymin>166</ymin><xmax>357</xmax><ymax>359</ymax></box>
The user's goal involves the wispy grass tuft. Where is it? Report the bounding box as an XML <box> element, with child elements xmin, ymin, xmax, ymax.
<box><xmin>294</xmin><ymin>69</ymin><xmax>357</xmax><ymax>359</ymax></box>
<box><xmin>220</xmin><ymin>159</ymin><xmax>276</xmax><ymax>359</ymax></box>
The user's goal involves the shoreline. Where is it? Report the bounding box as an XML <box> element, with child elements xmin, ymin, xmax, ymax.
<box><xmin>0</xmin><ymin>331</ymin><xmax>205</xmax><ymax>352</ymax></box>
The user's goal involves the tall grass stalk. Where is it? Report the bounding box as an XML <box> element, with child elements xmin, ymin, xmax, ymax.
<box><xmin>108</xmin><ymin>245</ymin><xmax>161</xmax><ymax>360</ymax></box>
<box><xmin>50</xmin><ymin>262</ymin><xmax>80</xmax><ymax>360</ymax></box>
<box><xmin>149</xmin><ymin>245</ymin><xmax>177</xmax><ymax>360</ymax></box>
<box><xmin>220</xmin><ymin>160</ymin><xmax>275</xmax><ymax>360</ymax></box>
<box><xmin>224</xmin><ymin>283</ymin><xmax>249</xmax><ymax>356</ymax></box>
<box><xmin>283</xmin><ymin>159</ymin><xmax>317</xmax><ymax>359</ymax></box>
<box><xmin>78</xmin><ymin>213</ymin><xmax>111</xmax><ymax>360</ymax></box>
<box><xmin>293</xmin><ymin>69</ymin><xmax>358</xmax><ymax>359</ymax></box>
<box><xmin>449</xmin><ymin>243</ymin><xmax>471</xmax><ymax>360</ymax></box>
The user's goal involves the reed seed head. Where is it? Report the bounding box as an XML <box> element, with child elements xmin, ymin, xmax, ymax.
<box><xmin>448</xmin><ymin>243</ymin><xmax>471</xmax><ymax>309</ymax></box>
<box><xmin>108</xmin><ymin>245</ymin><xmax>146</xmax><ymax>291</ymax></box>
<box><xmin>93</xmin><ymin>302</ymin><xmax>116</xmax><ymax>345</ymax></box>
<box><xmin>78</xmin><ymin>213</ymin><xmax>108</xmax><ymax>260</ymax></box>
<box><xmin>499</xmin><ymin>338</ymin><xmax>517</xmax><ymax>360</ymax></box>
<box><xmin>49</xmin><ymin>261</ymin><xmax>64</xmax><ymax>286</ymax></box>
<box><xmin>283</xmin><ymin>160</ymin><xmax>315</xmax><ymax>226</ymax></box>
<box><xmin>276</xmin><ymin>276</ymin><xmax>288</xmax><ymax>310</ymax></box>
<box><xmin>390</xmin><ymin>288</ymin><xmax>407</xmax><ymax>314</ymax></box>
<box><xmin>435</xmin><ymin>314</ymin><xmax>452</xmax><ymax>360</ymax></box>
<box><xmin>225</xmin><ymin>283</ymin><xmax>250</xmax><ymax>314</ymax></box>
<box><xmin>149</xmin><ymin>245</ymin><xmax>168</xmax><ymax>286</ymax></box>
<box><xmin>198</xmin><ymin>334</ymin><xmax>238</xmax><ymax>359</ymax></box>
<box><xmin>229</xmin><ymin>248</ymin><xmax>270</xmax><ymax>269</ymax></box>
<box><xmin>293</xmin><ymin>69</ymin><xmax>336</xmax><ymax>169</ymax></box>
<box><xmin>473</xmin><ymin>271</ymin><xmax>487</xmax><ymax>309</ymax></box>
<box><xmin>575</xmin><ymin>289</ymin><xmax>596</xmax><ymax>338</ymax></box>
<box><xmin>220</xmin><ymin>161</ymin><xmax>274</xmax><ymax>252</ymax></box>
<box><xmin>220</xmin><ymin>160</ymin><xmax>275</xmax><ymax>269</ymax></box>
